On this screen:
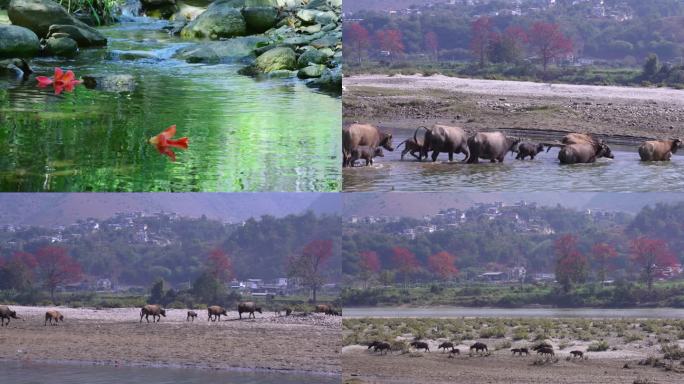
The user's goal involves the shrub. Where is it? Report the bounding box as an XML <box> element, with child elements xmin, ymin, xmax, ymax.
<box><xmin>587</xmin><ymin>340</ymin><xmax>610</xmax><ymax>352</ymax></box>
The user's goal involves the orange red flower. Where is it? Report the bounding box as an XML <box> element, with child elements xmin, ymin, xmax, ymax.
<box><xmin>149</xmin><ymin>125</ymin><xmax>189</xmax><ymax>161</ymax></box>
<box><xmin>36</xmin><ymin>67</ymin><xmax>83</xmax><ymax>95</ymax></box>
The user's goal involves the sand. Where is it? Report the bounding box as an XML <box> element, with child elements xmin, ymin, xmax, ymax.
<box><xmin>0</xmin><ymin>306</ymin><xmax>341</xmax><ymax>376</ymax></box>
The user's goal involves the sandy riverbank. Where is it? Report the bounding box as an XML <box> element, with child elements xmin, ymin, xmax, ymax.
<box><xmin>0</xmin><ymin>306</ymin><xmax>341</xmax><ymax>375</ymax></box>
<box><xmin>343</xmin><ymin>74</ymin><xmax>684</xmax><ymax>142</ymax></box>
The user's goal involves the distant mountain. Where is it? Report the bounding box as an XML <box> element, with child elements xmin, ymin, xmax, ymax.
<box><xmin>0</xmin><ymin>193</ymin><xmax>339</xmax><ymax>227</ymax></box>
<box><xmin>344</xmin><ymin>0</ymin><xmax>444</xmax><ymax>13</ymax></box>
<box><xmin>343</xmin><ymin>193</ymin><xmax>684</xmax><ymax>218</ymax></box>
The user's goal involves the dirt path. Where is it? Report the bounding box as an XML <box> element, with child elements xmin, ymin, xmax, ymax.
<box><xmin>0</xmin><ymin>306</ymin><xmax>341</xmax><ymax>375</ymax></box>
<box><xmin>343</xmin><ymin>74</ymin><xmax>684</xmax><ymax>140</ymax></box>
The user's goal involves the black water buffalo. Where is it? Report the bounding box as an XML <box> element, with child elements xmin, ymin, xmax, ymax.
<box><xmin>350</xmin><ymin>146</ymin><xmax>384</xmax><ymax>166</ymax></box>
<box><xmin>416</xmin><ymin>124</ymin><xmax>470</xmax><ymax>162</ymax></box>
<box><xmin>373</xmin><ymin>342</ymin><xmax>391</xmax><ymax>354</ymax></box>
<box><xmin>516</xmin><ymin>142</ymin><xmax>545</xmax><ymax>160</ymax></box>
<box><xmin>511</xmin><ymin>348</ymin><xmax>529</xmax><ymax>356</ymax></box>
<box><xmin>396</xmin><ymin>137</ymin><xmax>426</xmax><ymax>160</ymax></box>
<box><xmin>237</xmin><ymin>302</ymin><xmax>262</xmax><ymax>319</ymax></box>
<box><xmin>570</xmin><ymin>350</ymin><xmax>584</xmax><ymax>358</ymax></box>
<box><xmin>410</xmin><ymin>341</ymin><xmax>430</xmax><ymax>352</ymax></box>
<box><xmin>368</xmin><ymin>341</ymin><xmax>382</xmax><ymax>350</ymax></box>
<box><xmin>187</xmin><ymin>310</ymin><xmax>198</xmax><ymax>322</ymax></box>
<box><xmin>537</xmin><ymin>347</ymin><xmax>555</xmax><ymax>357</ymax></box>
<box><xmin>438</xmin><ymin>341</ymin><xmax>454</xmax><ymax>352</ymax></box>
<box><xmin>470</xmin><ymin>342</ymin><xmax>488</xmax><ymax>354</ymax></box>
<box><xmin>448</xmin><ymin>348</ymin><xmax>460</xmax><ymax>357</ymax></box>
<box><xmin>207</xmin><ymin>306</ymin><xmax>228</xmax><ymax>321</ymax></box>
<box><xmin>315</xmin><ymin>304</ymin><xmax>340</xmax><ymax>316</ymax></box>
<box><xmin>638</xmin><ymin>139</ymin><xmax>682</xmax><ymax>161</ymax></box>
<box><xmin>44</xmin><ymin>310</ymin><xmax>64</xmax><ymax>326</ymax></box>
<box><xmin>140</xmin><ymin>304</ymin><xmax>166</xmax><ymax>323</ymax></box>
<box><xmin>467</xmin><ymin>132</ymin><xmax>520</xmax><ymax>163</ymax></box>
<box><xmin>532</xmin><ymin>342</ymin><xmax>553</xmax><ymax>352</ymax></box>
<box><xmin>342</xmin><ymin>123</ymin><xmax>394</xmax><ymax>167</ymax></box>
<box><xmin>275</xmin><ymin>307</ymin><xmax>292</xmax><ymax>316</ymax></box>
<box><xmin>0</xmin><ymin>305</ymin><xmax>21</xmax><ymax>326</ymax></box>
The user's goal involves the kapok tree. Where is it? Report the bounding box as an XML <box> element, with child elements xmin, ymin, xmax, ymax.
<box><xmin>590</xmin><ymin>243</ymin><xmax>618</xmax><ymax>284</ymax></box>
<box><xmin>470</xmin><ymin>16</ymin><xmax>494</xmax><ymax>67</ymax></box>
<box><xmin>554</xmin><ymin>234</ymin><xmax>588</xmax><ymax>292</ymax></box>
<box><xmin>630</xmin><ymin>237</ymin><xmax>677</xmax><ymax>291</ymax></box>
<box><xmin>34</xmin><ymin>246</ymin><xmax>83</xmax><ymax>301</ymax></box>
<box><xmin>345</xmin><ymin>23</ymin><xmax>371</xmax><ymax>64</ymax></box>
<box><xmin>358</xmin><ymin>250</ymin><xmax>381</xmax><ymax>288</ymax></box>
<box><xmin>427</xmin><ymin>251</ymin><xmax>459</xmax><ymax>281</ymax></box>
<box><xmin>206</xmin><ymin>248</ymin><xmax>233</xmax><ymax>283</ymax></box>
<box><xmin>391</xmin><ymin>246</ymin><xmax>419</xmax><ymax>287</ymax></box>
<box><xmin>287</xmin><ymin>239</ymin><xmax>333</xmax><ymax>303</ymax></box>
<box><xmin>423</xmin><ymin>31</ymin><xmax>439</xmax><ymax>59</ymax></box>
<box><xmin>527</xmin><ymin>22</ymin><xmax>573</xmax><ymax>71</ymax></box>
<box><xmin>375</xmin><ymin>29</ymin><xmax>405</xmax><ymax>59</ymax></box>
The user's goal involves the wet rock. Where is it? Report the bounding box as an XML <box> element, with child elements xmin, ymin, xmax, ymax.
<box><xmin>0</xmin><ymin>24</ymin><xmax>40</xmax><ymax>58</ymax></box>
<box><xmin>82</xmin><ymin>74</ymin><xmax>136</xmax><ymax>93</ymax></box>
<box><xmin>297</xmin><ymin>64</ymin><xmax>325</xmax><ymax>78</ymax></box>
<box><xmin>174</xmin><ymin>35</ymin><xmax>268</xmax><ymax>63</ymax></box>
<box><xmin>297</xmin><ymin>23</ymin><xmax>321</xmax><ymax>34</ymax></box>
<box><xmin>44</xmin><ymin>35</ymin><xmax>78</xmax><ymax>57</ymax></box>
<box><xmin>47</xmin><ymin>24</ymin><xmax>107</xmax><ymax>47</ymax></box>
<box><xmin>309</xmin><ymin>65</ymin><xmax>341</xmax><ymax>90</ymax></box>
<box><xmin>8</xmin><ymin>0</ymin><xmax>107</xmax><ymax>45</ymax></box>
<box><xmin>241</xmin><ymin>6</ymin><xmax>278</xmax><ymax>33</ymax></box>
<box><xmin>180</xmin><ymin>2</ymin><xmax>246</xmax><ymax>39</ymax></box>
<box><xmin>297</xmin><ymin>47</ymin><xmax>327</xmax><ymax>68</ymax></box>
<box><xmin>255</xmin><ymin>46</ymin><xmax>296</xmax><ymax>72</ymax></box>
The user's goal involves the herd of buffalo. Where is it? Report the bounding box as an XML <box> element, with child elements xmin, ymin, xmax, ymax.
<box><xmin>342</xmin><ymin>123</ymin><xmax>682</xmax><ymax>166</ymax></box>
<box><xmin>0</xmin><ymin>303</ymin><xmax>341</xmax><ymax>327</ymax></box>
<box><xmin>366</xmin><ymin>339</ymin><xmax>585</xmax><ymax>361</ymax></box>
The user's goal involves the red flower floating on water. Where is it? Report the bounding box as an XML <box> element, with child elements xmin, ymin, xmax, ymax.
<box><xmin>36</xmin><ymin>67</ymin><xmax>83</xmax><ymax>95</ymax></box>
<box><xmin>149</xmin><ymin>125</ymin><xmax>189</xmax><ymax>161</ymax></box>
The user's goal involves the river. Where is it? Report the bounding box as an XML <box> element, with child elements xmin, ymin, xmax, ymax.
<box><xmin>0</xmin><ymin>361</ymin><xmax>339</xmax><ymax>383</ymax></box>
<box><xmin>0</xmin><ymin>14</ymin><xmax>340</xmax><ymax>192</ymax></box>
<box><xmin>344</xmin><ymin>306</ymin><xmax>684</xmax><ymax>319</ymax></box>
<box><xmin>343</xmin><ymin>129</ymin><xmax>684</xmax><ymax>192</ymax></box>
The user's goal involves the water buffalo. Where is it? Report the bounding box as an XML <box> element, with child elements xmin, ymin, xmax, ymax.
<box><xmin>275</xmin><ymin>307</ymin><xmax>292</xmax><ymax>316</ymax></box>
<box><xmin>467</xmin><ymin>132</ymin><xmax>520</xmax><ymax>163</ymax></box>
<box><xmin>368</xmin><ymin>341</ymin><xmax>382</xmax><ymax>350</ymax></box>
<box><xmin>237</xmin><ymin>302</ymin><xmax>262</xmax><ymax>319</ymax></box>
<box><xmin>570</xmin><ymin>350</ymin><xmax>584</xmax><ymax>358</ymax></box>
<box><xmin>448</xmin><ymin>348</ymin><xmax>460</xmax><ymax>357</ymax></box>
<box><xmin>438</xmin><ymin>341</ymin><xmax>454</xmax><ymax>352</ymax></box>
<box><xmin>470</xmin><ymin>342</ymin><xmax>488</xmax><ymax>354</ymax></box>
<box><xmin>207</xmin><ymin>306</ymin><xmax>228</xmax><ymax>321</ymax></box>
<box><xmin>315</xmin><ymin>304</ymin><xmax>340</xmax><ymax>315</ymax></box>
<box><xmin>0</xmin><ymin>305</ymin><xmax>21</xmax><ymax>326</ymax></box>
<box><xmin>537</xmin><ymin>347</ymin><xmax>555</xmax><ymax>357</ymax></box>
<box><xmin>396</xmin><ymin>137</ymin><xmax>426</xmax><ymax>160</ymax></box>
<box><xmin>140</xmin><ymin>304</ymin><xmax>166</xmax><ymax>323</ymax></box>
<box><xmin>44</xmin><ymin>310</ymin><xmax>64</xmax><ymax>326</ymax></box>
<box><xmin>638</xmin><ymin>139</ymin><xmax>682</xmax><ymax>161</ymax></box>
<box><xmin>416</xmin><ymin>125</ymin><xmax>470</xmax><ymax>162</ymax></box>
<box><xmin>554</xmin><ymin>133</ymin><xmax>614</xmax><ymax>164</ymax></box>
<box><xmin>187</xmin><ymin>310</ymin><xmax>198</xmax><ymax>322</ymax></box>
<box><xmin>373</xmin><ymin>341</ymin><xmax>391</xmax><ymax>354</ymax></box>
<box><xmin>410</xmin><ymin>341</ymin><xmax>430</xmax><ymax>352</ymax></box>
<box><xmin>350</xmin><ymin>146</ymin><xmax>384</xmax><ymax>166</ymax></box>
<box><xmin>342</xmin><ymin>123</ymin><xmax>394</xmax><ymax>167</ymax></box>
<box><xmin>511</xmin><ymin>348</ymin><xmax>529</xmax><ymax>356</ymax></box>
<box><xmin>516</xmin><ymin>142</ymin><xmax>545</xmax><ymax>160</ymax></box>
<box><xmin>532</xmin><ymin>342</ymin><xmax>552</xmax><ymax>352</ymax></box>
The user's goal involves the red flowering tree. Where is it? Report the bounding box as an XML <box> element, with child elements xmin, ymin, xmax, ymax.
<box><xmin>345</xmin><ymin>22</ymin><xmax>371</xmax><ymax>64</ymax></box>
<box><xmin>206</xmin><ymin>248</ymin><xmax>233</xmax><ymax>283</ymax></box>
<box><xmin>423</xmin><ymin>31</ymin><xmax>439</xmax><ymax>59</ymax></box>
<box><xmin>591</xmin><ymin>243</ymin><xmax>618</xmax><ymax>284</ymax></box>
<box><xmin>358</xmin><ymin>250</ymin><xmax>381</xmax><ymax>288</ymax></box>
<box><xmin>427</xmin><ymin>251</ymin><xmax>459</xmax><ymax>280</ymax></box>
<box><xmin>470</xmin><ymin>16</ymin><xmax>494</xmax><ymax>67</ymax></box>
<box><xmin>489</xmin><ymin>26</ymin><xmax>528</xmax><ymax>63</ymax></box>
<box><xmin>554</xmin><ymin>235</ymin><xmax>588</xmax><ymax>292</ymax></box>
<box><xmin>527</xmin><ymin>22</ymin><xmax>573</xmax><ymax>71</ymax></box>
<box><xmin>34</xmin><ymin>246</ymin><xmax>82</xmax><ymax>301</ymax></box>
<box><xmin>287</xmin><ymin>239</ymin><xmax>333</xmax><ymax>303</ymax></box>
<box><xmin>375</xmin><ymin>29</ymin><xmax>405</xmax><ymax>60</ymax></box>
<box><xmin>391</xmin><ymin>246</ymin><xmax>419</xmax><ymax>287</ymax></box>
<box><xmin>630</xmin><ymin>237</ymin><xmax>677</xmax><ymax>290</ymax></box>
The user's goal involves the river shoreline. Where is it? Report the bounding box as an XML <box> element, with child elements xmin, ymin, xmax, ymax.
<box><xmin>0</xmin><ymin>306</ymin><xmax>341</xmax><ymax>375</ymax></box>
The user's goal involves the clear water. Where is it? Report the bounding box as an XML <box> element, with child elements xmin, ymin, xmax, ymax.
<box><xmin>343</xmin><ymin>130</ymin><xmax>684</xmax><ymax>192</ymax></box>
<box><xmin>344</xmin><ymin>306</ymin><xmax>684</xmax><ymax>319</ymax></box>
<box><xmin>0</xmin><ymin>18</ymin><xmax>341</xmax><ymax>192</ymax></box>
<box><xmin>0</xmin><ymin>361</ymin><xmax>340</xmax><ymax>383</ymax></box>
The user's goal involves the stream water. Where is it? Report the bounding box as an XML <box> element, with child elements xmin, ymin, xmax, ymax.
<box><xmin>0</xmin><ymin>15</ymin><xmax>341</xmax><ymax>192</ymax></box>
<box><xmin>0</xmin><ymin>361</ymin><xmax>340</xmax><ymax>383</ymax></box>
<box><xmin>343</xmin><ymin>129</ymin><xmax>684</xmax><ymax>192</ymax></box>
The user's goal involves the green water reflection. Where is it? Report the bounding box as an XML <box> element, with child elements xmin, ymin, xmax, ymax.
<box><xmin>0</xmin><ymin>20</ymin><xmax>341</xmax><ymax>191</ymax></box>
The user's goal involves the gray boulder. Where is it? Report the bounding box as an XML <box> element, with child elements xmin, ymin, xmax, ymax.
<box><xmin>47</xmin><ymin>24</ymin><xmax>107</xmax><ymax>47</ymax></box>
<box><xmin>297</xmin><ymin>47</ymin><xmax>327</xmax><ymax>68</ymax></box>
<box><xmin>174</xmin><ymin>35</ymin><xmax>268</xmax><ymax>63</ymax></box>
<box><xmin>310</xmin><ymin>65</ymin><xmax>341</xmax><ymax>90</ymax></box>
<box><xmin>180</xmin><ymin>2</ymin><xmax>246</xmax><ymax>39</ymax></box>
<box><xmin>8</xmin><ymin>0</ymin><xmax>106</xmax><ymax>46</ymax></box>
<box><xmin>44</xmin><ymin>36</ymin><xmax>78</xmax><ymax>57</ymax></box>
<box><xmin>241</xmin><ymin>6</ymin><xmax>278</xmax><ymax>33</ymax></box>
<box><xmin>255</xmin><ymin>46</ymin><xmax>296</xmax><ymax>72</ymax></box>
<box><xmin>0</xmin><ymin>24</ymin><xmax>40</xmax><ymax>58</ymax></box>
<box><xmin>297</xmin><ymin>64</ymin><xmax>325</xmax><ymax>78</ymax></box>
